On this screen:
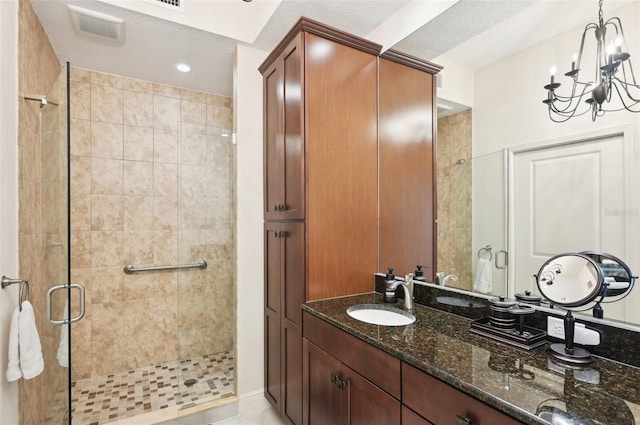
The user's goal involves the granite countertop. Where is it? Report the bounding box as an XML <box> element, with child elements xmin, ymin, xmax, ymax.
<box><xmin>303</xmin><ymin>293</ymin><xmax>640</xmax><ymax>425</ymax></box>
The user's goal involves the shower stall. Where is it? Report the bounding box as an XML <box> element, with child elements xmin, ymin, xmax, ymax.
<box><xmin>21</xmin><ymin>61</ymin><xmax>237</xmax><ymax>424</ymax></box>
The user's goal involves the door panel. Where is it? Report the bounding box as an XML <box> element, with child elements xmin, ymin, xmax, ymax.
<box><xmin>303</xmin><ymin>340</ymin><xmax>343</xmax><ymax>425</ymax></box>
<box><xmin>344</xmin><ymin>365</ymin><xmax>400</xmax><ymax>425</ymax></box>
<box><xmin>512</xmin><ymin>134</ymin><xmax>631</xmax><ymax>321</ymax></box>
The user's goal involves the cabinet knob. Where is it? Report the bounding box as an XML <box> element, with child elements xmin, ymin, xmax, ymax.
<box><xmin>337</xmin><ymin>379</ymin><xmax>347</xmax><ymax>390</ymax></box>
<box><xmin>331</xmin><ymin>373</ymin><xmax>339</xmax><ymax>384</ymax></box>
<box><xmin>456</xmin><ymin>415</ymin><xmax>473</xmax><ymax>425</ymax></box>
<box><xmin>274</xmin><ymin>204</ymin><xmax>286</xmax><ymax>211</ymax></box>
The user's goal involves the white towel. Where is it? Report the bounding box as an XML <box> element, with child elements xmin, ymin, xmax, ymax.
<box><xmin>473</xmin><ymin>258</ymin><xmax>493</xmax><ymax>294</ymax></box>
<box><xmin>18</xmin><ymin>301</ymin><xmax>44</xmax><ymax>380</ymax></box>
<box><xmin>6</xmin><ymin>307</ymin><xmax>22</xmax><ymax>382</ymax></box>
<box><xmin>57</xmin><ymin>299</ymin><xmax>69</xmax><ymax>368</ymax></box>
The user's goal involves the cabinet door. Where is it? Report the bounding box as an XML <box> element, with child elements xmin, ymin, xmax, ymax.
<box><xmin>303</xmin><ymin>339</ymin><xmax>344</xmax><ymax>425</ymax></box>
<box><xmin>282</xmin><ymin>222</ymin><xmax>305</xmax><ymax>425</ymax></box>
<box><xmin>402</xmin><ymin>406</ymin><xmax>433</xmax><ymax>425</ymax></box>
<box><xmin>264</xmin><ymin>223</ymin><xmax>283</xmax><ymax>407</ymax></box>
<box><xmin>264</xmin><ymin>37</ymin><xmax>305</xmax><ymax>221</ymax></box>
<box><xmin>378</xmin><ymin>57</ymin><xmax>436</xmax><ymax>279</ymax></box>
<box><xmin>343</xmin><ymin>365</ymin><xmax>401</xmax><ymax>425</ymax></box>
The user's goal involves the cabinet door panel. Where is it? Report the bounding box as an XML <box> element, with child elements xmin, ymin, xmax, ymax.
<box><xmin>303</xmin><ymin>340</ymin><xmax>343</xmax><ymax>425</ymax></box>
<box><xmin>378</xmin><ymin>57</ymin><xmax>436</xmax><ymax>279</ymax></box>
<box><xmin>265</xmin><ymin>223</ymin><xmax>282</xmax><ymax>312</ymax></box>
<box><xmin>402</xmin><ymin>363</ymin><xmax>522</xmax><ymax>425</ymax></box>
<box><xmin>344</xmin><ymin>366</ymin><xmax>400</xmax><ymax>425</ymax></box>
<box><xmin>265</xmin><ymin>311</ymin><xmax>281</xmax><ymax>407</ymax></box>
<box><xmin>282</xmin><ymin>39</ymin><xmax>305</xmax><ymax>220</ymax></box>
<box><xmin>283</xmin><ymin>322</ymin><xmax>302</xmax><ymax>424</ymax></box>
<box><xmin>402</xmin><ymin>406</ymin><xmax>433</xmax><ymax>425</ymax></box>
<box><xmin>264</xmin><ymin>62</ymin><xmax>284</xmax><ymax>220</ymax></box>
<box><xmin>283</xmin><ymin>221</ymin><xmax>304</xmax><ymax>326</ymax></box>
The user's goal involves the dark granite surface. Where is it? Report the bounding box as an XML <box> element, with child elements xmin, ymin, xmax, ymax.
<box><xmin>303</xmin><ymin>293</ymin><xmax>640</xmax><ymax>425</ymax></box>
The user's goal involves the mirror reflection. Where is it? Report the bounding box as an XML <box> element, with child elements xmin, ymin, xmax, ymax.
<box><xmin>390</xmin><ymin>1</ymin><xmax>640</xmax><ymax>328</ymax></box>
<box><xmin>536</xmin><ymin>254</ymin><xmax>603</xmax><ymax>308</ymax></box>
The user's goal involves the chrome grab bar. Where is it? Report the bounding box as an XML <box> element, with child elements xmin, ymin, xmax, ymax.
<box><xmin>123</xmin><ymin>259</ymin><xmax>207</xmax><ymax>274</ymax></box>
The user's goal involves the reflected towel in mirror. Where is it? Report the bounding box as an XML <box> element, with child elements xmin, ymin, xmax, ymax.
<box><xmin>473</xmin><ymin>258</ymin><xmax>493</xmax><ymax>294</ymax></box>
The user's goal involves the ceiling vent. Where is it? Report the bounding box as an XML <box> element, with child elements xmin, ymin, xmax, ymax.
<box><xmin>68</xmin><ymin>5</ymin><xmax>125</xmax><ymax>42</ymax></box>
<box><xmin>151</xmin><ymin>0</ymin><xmax>184</xmax><ymax>11</ymax></box>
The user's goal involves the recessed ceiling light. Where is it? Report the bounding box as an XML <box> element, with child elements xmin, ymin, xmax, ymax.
<box><xmin>175</xmin><ymin>63</ymin><xmax>191</xmax><ymax>73</ymax></box>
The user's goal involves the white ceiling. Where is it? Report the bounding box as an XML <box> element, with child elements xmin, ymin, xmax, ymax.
<box><xmin>31</xmin><ymin>0</ymin><xmax>634</xmax><ymax>98</ymax></box>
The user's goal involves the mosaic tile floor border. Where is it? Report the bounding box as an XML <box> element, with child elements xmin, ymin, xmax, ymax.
<box><xmin>71</xmin><ymin>351</ymin><xmax>234</xmax><ymax>425</ymax></box>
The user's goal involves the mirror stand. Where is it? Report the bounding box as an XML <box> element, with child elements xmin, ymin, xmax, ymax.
<box><xmin>548</xmin><ymin>311</ymin><xmax>594</xmax><ymax>365</ymax></box>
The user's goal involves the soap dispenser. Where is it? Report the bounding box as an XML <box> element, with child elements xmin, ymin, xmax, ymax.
<box><xmin>384</xmin><ymin>268</ymin><xmax>397</xmax><ymax>303</ymax></box>
<box><xmin>414</xmin><ymin>265</ymin><xmax>428</xmax><ymax>282</ymax></box>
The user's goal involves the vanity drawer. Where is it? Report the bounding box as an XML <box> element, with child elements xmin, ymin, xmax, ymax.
<box><xmin>402</xmin><ymin>363</ymin><xmax>522</xmax><ymax>425</ymax></box>
<box><xmin>303</xmin><ymin>311</ymin><xmax>401</xmax><ymax>399</ymax></box>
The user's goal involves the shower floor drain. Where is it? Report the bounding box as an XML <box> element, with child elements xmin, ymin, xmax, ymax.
<box><xmin>184</xmin><ymin>378</ymin><xmax>198</xmax><ymax>387</ymax></box>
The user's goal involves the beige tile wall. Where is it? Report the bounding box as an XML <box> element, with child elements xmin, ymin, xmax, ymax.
<box><xmin>437</xmin><ymin>109</ymin><xmax>473</xmax><ymax>290</ymax></box>
<box><xmin>69</xmin><ymin>68</ymin><xmax>235</xmax><ymax>380</ymax></box>
<box><xmin>18</xmin><ymin>1</ymin><xmax>69</xmax><ymax>424</ymax></box>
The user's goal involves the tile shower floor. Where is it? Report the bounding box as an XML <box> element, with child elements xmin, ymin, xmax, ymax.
<box><xmin>71</xmin><ymin>351</ymin><xmax>234</xmax><ymax>425</ymax></box>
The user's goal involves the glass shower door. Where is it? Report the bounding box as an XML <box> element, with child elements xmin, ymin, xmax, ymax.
<box><xmin>29</xmin><ymin>62</ymin><xmax>74</xmax><ymax>425</ymax></box>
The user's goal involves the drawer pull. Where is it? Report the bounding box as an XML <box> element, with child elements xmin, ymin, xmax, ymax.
<box><xmin>456</xmin><ymin>415</ymin><xmax>473</xmax><ymax>425</ymax></box>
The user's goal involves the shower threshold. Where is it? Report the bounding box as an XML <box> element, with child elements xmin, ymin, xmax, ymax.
<box><xmin>71</xmin><ymin>351</ymin><xmax>234</xmax><ymax>425</ymax></box>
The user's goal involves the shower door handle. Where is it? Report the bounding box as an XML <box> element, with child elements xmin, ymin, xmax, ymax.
<box><xmin>46</xmin><ymin>283</ymin><xmax>85</xmax><ymax>325</ymax></box>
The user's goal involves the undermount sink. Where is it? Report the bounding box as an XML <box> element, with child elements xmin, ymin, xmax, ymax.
<box><xmin>346</xmin><ymin>304</ymin><xmax>416</xmax><ymax>326</ymax></box>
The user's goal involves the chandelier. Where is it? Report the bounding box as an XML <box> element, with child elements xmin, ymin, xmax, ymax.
<box><xmin>543</xmin><ymin>0</ymin><xmax>640</xmax><ymax>122</ymax></box>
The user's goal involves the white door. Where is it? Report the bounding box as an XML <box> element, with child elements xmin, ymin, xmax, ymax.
<box><xmin>512</xmin><ymin>134</ymin><xmax>633</xmax><ymax>322</ymax></box>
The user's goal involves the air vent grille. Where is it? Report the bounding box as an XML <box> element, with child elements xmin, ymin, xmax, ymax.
<box><xmin>157</xmin><ymin>0</ymin><xmax>181</xmax><ymax>7</ymax></box>
<box><xmin>68</xmin><ymin>5</ymin><xmax>124</xmax><ymax>42</ymax></box>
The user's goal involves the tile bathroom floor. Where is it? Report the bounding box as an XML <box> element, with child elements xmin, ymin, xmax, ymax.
<box><xmin>71</xmin><ymin>351</ymin><xmax>234</xmax><ymax>425</ymax></box>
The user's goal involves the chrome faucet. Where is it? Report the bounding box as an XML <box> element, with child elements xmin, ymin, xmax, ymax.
<box><xmin>386</xmin><ymin>273</ymin><xmax>414</xmax><ymax>311</ymax></box>
<box><xmin>436</xmin><ymin>270</ymin><xmax>458</xmax><ymax>287</ymax></box>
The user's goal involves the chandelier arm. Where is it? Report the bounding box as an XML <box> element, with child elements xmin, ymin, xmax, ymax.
<box><xmin>606</xmin><ymin>17</ymin><xmax>638</xmax><ymax>86</ymax></box>
<box><xmin>612</xmin><ymin>76</ymin><xmax>640</xmax><ymax>103</ymax></box>
<box><xmin>608</xmin><ymin>81</ymin><xmax>640</xmax><ymax>112</ymax></box>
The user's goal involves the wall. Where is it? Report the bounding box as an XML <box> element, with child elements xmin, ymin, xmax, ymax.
<box><xmin>16</xmin><ymin>0</ymin><xmax>68</xmax><ymax>424</ymax></box>
<box><xmin>68</xmin><ymin>67</ymin><xmax>235</xmax><ymax>380</ymax></box>
<box><xmin>436</xmin><ymin>109</ymin><xmax>472</xmax><ymax>288</ymax></box>
<box><xmin>234</xmin><ymin>44</ymin><xmax>267</xmax><ymax>400</ymax></box>
<box><xmin>0</xmin><ymin>0</ymin><xmax>19</xmax><ymax>423</ymax></box>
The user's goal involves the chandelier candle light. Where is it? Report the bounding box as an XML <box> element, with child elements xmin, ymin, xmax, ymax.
<box><xmin>543</xmin><ymin>0</ymin><xmax>640</xmax><ymax>122</ymax></box>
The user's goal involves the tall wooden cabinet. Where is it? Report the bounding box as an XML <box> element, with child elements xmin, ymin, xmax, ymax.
<box><xmin>378</xmin><ymin>51</ymin><xmax>441</xmax><ymax>280</ymax></box>
<box><xmin>260</xmin><ymin>18</ymin><xmax>382</xmax><ymax>425</ymax></box>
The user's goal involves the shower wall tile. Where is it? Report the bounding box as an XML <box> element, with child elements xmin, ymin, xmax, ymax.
<box><xmin>70</xmin><ymin>67</ymin><xmax>234</xmax><ymax>380</ymax></box>
<box><xmin>153</xmin><ymin>162</ymin><xmax>178</xmax><ymax>197</ymax></box>
<box><xmin>71</xmin><ymin>82</ymin><xmax>91</xmax><ymax>120</ymax></box>
<box><xmin>91</xmin><ymin>194</ymin><xmax>124</xmax><ymax>230</ymax></box>
<box><xmin>71</xmin><ymin>194</ymin><xmax>91</xmax><ymax>231</ymax></box>
<box><xmin>18</xmin><ymin>178</ymin><xmax>39</xmax><ymax>235</ymax></box>
<box><xmin>123</xmin><ymin>231</ymin><xmax>154</xmax><ymax>265</ymax></box>
<box><xmin>124</xmin><ymin>160</ymin><xmax>154</xmax><ymax>195</ymax></box>
<box><xmin>154</xmin><ymin>96</ymin><xmax>181</xmax><ymax>130</ymax></box>
<box><xmin>91</xmin><ymin>230</ymin><xmax>124</xmax><ymax>267</ymax></box>
<box><xmin>91</xmin><ymin>85</ymin><xmax>124</xmax><ymax>124</ymax></box>
<box><xmin>124</xmin><ymin>125</ymin><xmax>154</xmax><ymax>161</ymax></box>
<box><xmin>19</xmin><ymin>124</ymin><xmax>40</xmax><ymax>183</ymax></box>
<box><xmin>91</xmin><ymin>71</ymin><xmax>123</xmax><ymax>89</ymax></box>
<box><xmin>123</xmin><ymin>195</ymin><xmax>153</xmax><ymax>230</ymax></box>
<box><xmin>91</xmin><ymin>157</ymin><xmax>123</xmax><ymax>195</ymax></box>
<box><xmin>153</xmin><ymin>196</ymin><xmax>178</xmax><ymax>230</ymax></box>
<box><xmin>182</xmin><ymin>100</ymin><xmax>207</xmax><ymax>125</ymax></box>
<box><xmin>91</xmin><ymin>266</ymin><xmax>123</xmax><ymax>304</ymax></box>
<box><xmin>181</xmin><ymin>88</ymin><xmax>207</xmax><ymax>103</ymax></box>
<box><xmin>71</xmin><ymin>119</ymin><xmax>91</xmax><ymax>156</ymax></box>
<box><xmin>153</xmin><ymin>128</ymin><xmax>178</xmax><ymax>163</ymax></box>
<box><xmin>124</xmin><ymin>90</ymin><xmax>154</xmax><ymax>127</ymax></box>
<box><xmin>124</xmin><ymin>77</ymin><xmax>154</xmax><ymax>94</ymax></box>
<box><xmin>91</xmin><ymin>121</ymin><xmax>123</xmax><ymax>159</ymax></box>
<box><xmin>71</xmin><ymin>231</ymin><xmax>92</xmax><ymax>269</ymax></box>
<box><xmin>71</xmin><ymin>67</ymin><xmax>91</xmax><ymax>84</ymax></box>
<box><xmin>154</xmin><ymin>83</ymin><xmax>181</xmax><ymax>98</ymax></box>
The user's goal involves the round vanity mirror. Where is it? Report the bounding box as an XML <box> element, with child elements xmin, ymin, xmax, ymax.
<box><xmin>536</xmin><ymin>253</ymin><xmax>603</xmax><ymax>308</ymax></box>
<box><xmin>579</xmin><ymin>251</ymin><xmax>635</xmax><ymax>298</ymax></box>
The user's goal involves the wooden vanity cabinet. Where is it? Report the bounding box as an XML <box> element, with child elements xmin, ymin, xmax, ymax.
<box><xmin>303</xmin><ymin>312</ymin><xmax>401</xmax><ymax>425</ymax></box>
<box><xmin>402</xmin><ymin>363</ymin><xmax>523</xmax><ymax>425</ymax></box>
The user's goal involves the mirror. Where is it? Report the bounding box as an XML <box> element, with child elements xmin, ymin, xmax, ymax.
<box><xmin>388</xmin><ymin>0</ymin><xmax>640</xmax><ymax>328</ymax></box>
<box><xmin>536</xmin><ymin>253</ymin><xmax>603</xmax><ymax>308</ymax></box>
